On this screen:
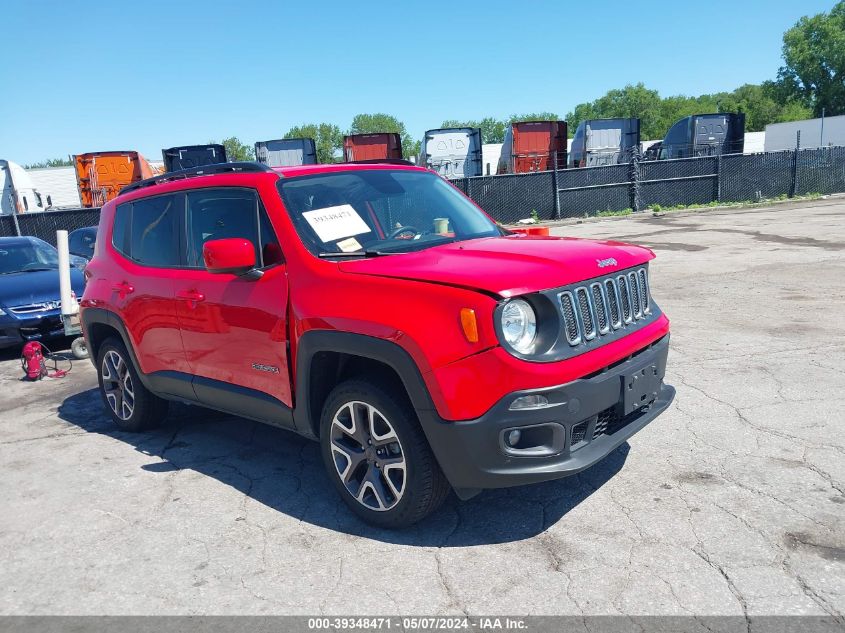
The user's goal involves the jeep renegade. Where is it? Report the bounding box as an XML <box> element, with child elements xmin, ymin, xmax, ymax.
<box><xmin>80</xmin><ymin>162</ymin><xmax>674</xmax><ymax>528</ymax></box>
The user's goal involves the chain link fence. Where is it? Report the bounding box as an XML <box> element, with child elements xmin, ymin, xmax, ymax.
<box><xmin>1</xmin><ymin>145</ymin><xmax>844</xmax><ymax>240</ymax></box>
<box><xmin>454</xmin><ymin>145</ymin><xmax>845</xmax><ymax>223</ymax></box>
<box><xmin>0</xmin><ymin>208</ymin><xmax>101</xmax><ymax>246</ymax></box>
<box><xmin>452</xmin><ymin>171</ymin><xmax>555</xmax><ymax>224</ymax></box>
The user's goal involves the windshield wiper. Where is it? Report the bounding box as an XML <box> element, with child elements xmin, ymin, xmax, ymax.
<box><xmin>317</xmin><ymin>250</ymin><xmax>396</xmax><ymax>259</ymax></box>
<box><xmin>20</xmin><ymin>267</ymin><xmax>58</xmax><ymax>273</ymax></box>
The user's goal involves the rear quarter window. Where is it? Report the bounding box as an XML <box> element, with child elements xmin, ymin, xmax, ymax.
<box><xmin>112</xmin><ymin>203</ymin><xmax>131</xmax><ymax>257</ymax></box>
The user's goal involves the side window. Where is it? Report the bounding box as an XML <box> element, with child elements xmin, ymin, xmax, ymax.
<box><xmin>186</xmin><ymin>188</ymin><xmax>282</xmax><ymax>269</ymax></box>
<box><xmin>130</xmin><ymin>194</ymin><xmax>181</xmax><ymax>267</ymax></box>
<box><xmin>112</xmin><ymin>203</ymin><xmax>131</xmax><ymax>257</ymax></box>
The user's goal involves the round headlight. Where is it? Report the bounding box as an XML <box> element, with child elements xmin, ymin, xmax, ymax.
<box><xmin>501</xmin><ymin>299</ymin><xmax>537</xmax><ymax>354</ymax></box>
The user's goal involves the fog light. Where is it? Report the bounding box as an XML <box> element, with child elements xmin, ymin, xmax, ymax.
<box><xmin>505</xmin><ymin>429</ymin><xmax>522</xmax><ymax>447</ymax></box>
<box><xmin>509</xmin><ymin>394</ymin><xmax>550</xmax><ymax>410</ymax></box>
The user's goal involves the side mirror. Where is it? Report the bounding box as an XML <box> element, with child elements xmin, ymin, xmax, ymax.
<box><xmin>203</xmin><ymin>238</ymin><xmax>261</xmax><ymax>279</ymax></box>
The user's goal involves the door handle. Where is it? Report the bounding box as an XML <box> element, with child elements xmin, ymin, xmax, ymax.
<box><xmin>111</xmin><ymin>282</ymin><xmax>134</xmax><ymax>297</ymax></box>
<box><xmin>176</xmin><ymin>289</ymin><xmax>205</xmax><ymax>302</ymax></box>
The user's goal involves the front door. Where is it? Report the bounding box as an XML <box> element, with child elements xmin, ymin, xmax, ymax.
<box><xmin>174</xmin><ymin>187</ymin><xmax>292</xmax><ymax>417</ymax></box>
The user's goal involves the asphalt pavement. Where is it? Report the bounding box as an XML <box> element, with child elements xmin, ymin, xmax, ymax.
<box><xmin>0</xmin><ymin>198</ymin><xmax>842</xmax><ymax>616</ymax></box>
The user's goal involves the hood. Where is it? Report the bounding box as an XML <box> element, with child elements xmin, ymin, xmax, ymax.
<box><xmin>338</xmin><ymin>235</ymin><xmax>654</xmax><ymax>297</ymax></box>
<box><xmin>0</xmin><ymin>268</ymin><xmax>86</xmax><ymax>309</ymax></box>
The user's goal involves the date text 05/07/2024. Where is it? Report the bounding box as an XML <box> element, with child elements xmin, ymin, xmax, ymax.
<box><xmin>307</xmin><ymin>616</ymin><xmax>528</xmax><ymax>630</ymax></box>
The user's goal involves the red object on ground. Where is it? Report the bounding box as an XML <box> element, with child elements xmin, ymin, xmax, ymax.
<box><xmin>510</xmin><ymin>227</ymin><xmax>550</xmax><ymax>236</ymax></box>
<box><xmin>22</xmin><ymin>341</ymin><xmax>46</xmax><ymax>380</ymax></box>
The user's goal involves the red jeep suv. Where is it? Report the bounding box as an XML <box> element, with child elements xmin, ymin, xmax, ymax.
<box><xmin>80</xmin><ymin>161</ymin><xmax>674</xmax><ymax>527</ymax></box>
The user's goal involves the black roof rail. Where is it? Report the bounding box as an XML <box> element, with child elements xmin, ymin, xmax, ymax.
<box><xmin>119</xmin><ymin>162</ymin><xmax>276</xmax><ymax>196</ymax></box>
<box><xmin>344</xmin><ymin>159</ymin><xmax>415</xmax><ymax>166</ymax></box>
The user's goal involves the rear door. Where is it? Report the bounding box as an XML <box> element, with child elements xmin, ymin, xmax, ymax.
<box><xmin>174</xmin><ymin>187</ymin><xmax>292</xmax><ymax>411</ymax></box>
<box><xmin>586</xmin><ymin>120</ymin><xmax>624</xmax><ymax>166</ymax></box>
<box><xmin>693</xmin><ymin>115</ymin><xmax>729</xmax><ymax>155</ymax></box>
<box><xmin>108</xmin><ymin>194</ymin><xmax>189</xmax><ymax>383</ymax></box>
<box><xmin>424</xmin><ymin>129</ymin><xmax>481</xmax><ymax>179</ymax></box>
<box><xmin>162</xmin><ymin>145</ymin><xmax>227</xmax><ymax>172</ymax></box>
<box><xmin>77</xmin><ymin>153</ymin><xmax>150</xmax><ymax>207</ymax></box>
<box><xmin>257</xmin><ymin>139</ymin><xmax>317</xmax><ymax>167</ymax></box>
<box><xmin>512</xmin><ymin>122</ymin><xmax>560</xmax><ymax>173</ymax></box>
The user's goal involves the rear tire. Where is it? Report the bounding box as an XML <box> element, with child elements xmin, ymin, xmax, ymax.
<box><xmin>320</xmin><ymin>379</ymin><xmax>450</xmax><ymax>528</ymax></box>
<box><xmin>96</xmin><ymin>337</ymin><xmax>168</xmax><ymax>432</ymax></box>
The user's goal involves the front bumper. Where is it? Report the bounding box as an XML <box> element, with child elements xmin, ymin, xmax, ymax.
<box><xmin>420</xmin><ymin>334</ymin><xmax>674</xmax><ymax>496</ymax></box>
<box><xmin>0</xmin><ymin>313</ymin><xmax>65</xmax><ymax>349</ymax></box>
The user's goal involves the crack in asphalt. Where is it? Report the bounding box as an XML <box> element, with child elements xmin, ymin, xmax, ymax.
<box><xmin>0</xmin><ymin>430</ymin><xmax>88</xmax><ymax>445</ymax></box>
<box><xmin>674</xmin><ymin>373</ymin><xmax>845</xmax><ymax>510</ymax></box>
<box><xmin>432</xmin><ymin>506</ymin><xmax>469</xmax><ymax>617</ymax></box>
<box><xmin>693</xmin><ymin>549</ymin><xmax>751</xmax><ymax>630</ymax></box>
<box><xmin>680</xmin><ymin>467</ymin><xmax>843</xmax><ymax>619</ymax></box>
<box><xmin>319</xmin><ymin>556</ymin><xmax>345</xmax><ymax>615</ymax></box>
<box><xmin>780</xmin><ymin>556</ymin><xmax>844</xmax><ymax>619</ymax></box>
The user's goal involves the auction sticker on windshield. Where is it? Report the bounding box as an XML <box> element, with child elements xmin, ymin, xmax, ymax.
<box><xmin>303</xmin><ymin>205</ymin><xmax>370</xmax><ymax>243</ymax></box>
<box><xmin>336</xmin><ymin>237</ymin><xmax>362</xmax><ymax>252</ymax></box>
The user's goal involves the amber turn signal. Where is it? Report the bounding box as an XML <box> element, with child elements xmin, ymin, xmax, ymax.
<box><xmin>460</xmin><ymin>308</ymin><xmax>479</xmax><ymax>343</ymax></box>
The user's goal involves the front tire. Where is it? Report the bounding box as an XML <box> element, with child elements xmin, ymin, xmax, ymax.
<box><xmin>96</xmin><ymin>337</ymin><xmax>168</xmax><ymax>432</ymax></box>
<box><xmin>320</xmin><ymin>379</ymin><xmax>450</xmax><ymax>528</ymax></box>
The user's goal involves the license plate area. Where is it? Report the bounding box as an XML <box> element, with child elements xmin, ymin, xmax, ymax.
<box><xmin>622</xmin><ymin>363</ymin><xmax>662</xmax><ymax>414</ymax></box>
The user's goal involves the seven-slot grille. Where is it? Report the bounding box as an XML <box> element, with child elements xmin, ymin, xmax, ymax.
<box><xmin>558</xmin><ymin>267</ymin><xmax>650</xmax><ymax>347</ymax></box>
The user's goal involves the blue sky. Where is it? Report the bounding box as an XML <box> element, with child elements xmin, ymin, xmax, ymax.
<box><xmin>0</xmin><ymin>0</ymin><xmax>835</xmax><ymax>165</ymax></box>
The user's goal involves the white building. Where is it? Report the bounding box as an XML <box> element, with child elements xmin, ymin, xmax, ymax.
<box><xmin>765</xmin><ymin>115</ymin><xmax>845</xmax><ymax>151</ymax></box>
<box><xmin>743</xmin><ymin>131</ymin><xmax>765</xmax><ymax>153</ymax></box>
<box><xmin>481</xmin><ymin>144</ymin><xmax>502</xmax><ymax>175</ymax></box>
<box><xmin>26</xmin><ymin>160</ymin><xmax>165</xmax><ymax>209</ymax></box>
<box><xmin>26</xmin><ymin>167</ymin><xmax>81</xmax><ymax>208</ymax></box>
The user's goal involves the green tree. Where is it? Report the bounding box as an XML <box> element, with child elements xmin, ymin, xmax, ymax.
<box><xmin>777</xmin><ymin>1</ymin><xmax>845</xmax><ymax>116</ymax></box>
<box><xmin>564</xmin><ymin>102</ymin><xmax>598</xmax><ymax>137</ymax></box>
<box><xmin>775</xmin><ymin>99</ymin><xmax>815</xmax><ymax>123</ymax></box>
<box><xmin>284</xmin><ymin>122</ymin><xmax>343</xmax><ymax>164</ymax></box>
<box><xmin>565</xmin><ymin>83</ymin><xmax>664</xmax><ymax>138</ymax></box>
<box><xmin>713</xmin><ymin>84</ymin><xmax>811</xmax><ymax>131</ymax></box>
<box><xmin>209</xmin><ymin>137</ymin><xmax>254</xmax><ymax>162</ymax></box>
<box><xmin>440</xmin><ymin>117</ymin><xmax>507</xmax><ymax>144</ymax></box>
<box><xmin>509</xmin><ymin>112</ymin><xmax>559</xmax><ymax>123</ymax></box>
<box><xmin>564</xmin><ymin>82</ymin><xmax>813</xmax><ymax>140</ymax></box>
<box><xmin>349</xmin><ymin>113</ymin><xmax>419</xmax><ymax>159</ymax></box>
<box><xmin>24</xmin><ymin>157</ymin><xmax>72</xmax><ymax>168</ymax></box>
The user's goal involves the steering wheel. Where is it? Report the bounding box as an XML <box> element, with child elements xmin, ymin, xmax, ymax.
<box><xmin>387</xmin><ymin>225</ymin><xmax>419</xmax><ymax>240</ymax></box>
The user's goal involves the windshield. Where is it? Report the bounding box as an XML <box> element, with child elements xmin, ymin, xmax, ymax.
<box><xmin>0</xmin><ymin>239</ymin><xmax>59</xmax><ymax>274</ymax></box>
<box><xmin>277</xmin><ymin>169</ymin><xmax>500</xmax><ymax>257</ymax></box>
